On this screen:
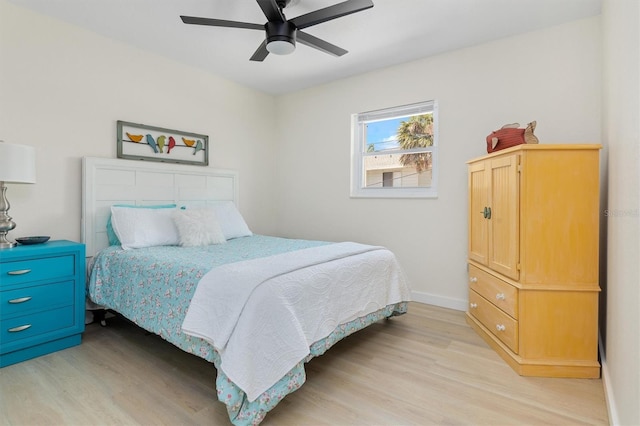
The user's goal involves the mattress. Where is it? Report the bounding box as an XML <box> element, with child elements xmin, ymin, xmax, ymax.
<box><xmin>88</xmin><ymin>235</ymin><xmax>409</xmax><ymax>425</ymax></box>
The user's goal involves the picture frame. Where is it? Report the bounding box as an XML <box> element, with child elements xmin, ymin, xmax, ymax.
<box><xmin>117</xmin><ymin>120</ymin><xmax>209</xmax><ymax>166</ymax></box>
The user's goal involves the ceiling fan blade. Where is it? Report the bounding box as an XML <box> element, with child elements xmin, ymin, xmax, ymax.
<box><xmin>290</xmin><ymin>0</ymin><xmax>373</xmax><ymax>30</ymax></box>
<box><xmin>297</xmin><ymin>31</ymin><xmax>347</xmax><ymax>57</ymax></box>
<box><xmin>181</xmin><ymin>15</ymin><xmax>264</xmax><ymax>31</ymax></box>
<box><xmin>256</xmin><ymin>0</ymin><xmax>286</xmax><ymax>22</ymax></box>
<box><xmin>250</xmin><ymin>40</ymin><xmax>270</xmax><ymax>62</ymax></box>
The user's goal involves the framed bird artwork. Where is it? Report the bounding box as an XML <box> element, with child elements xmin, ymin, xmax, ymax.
<box><xmin>116</xmin><ymin>120</ymin><xmax>209</xmax><ymax>166</ymax></box>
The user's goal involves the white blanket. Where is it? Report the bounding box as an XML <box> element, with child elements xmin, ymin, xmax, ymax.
<box><xmin>181</xmin><ymin>242</ymin><xmax>410</xmax><ymax>401</ymax></box>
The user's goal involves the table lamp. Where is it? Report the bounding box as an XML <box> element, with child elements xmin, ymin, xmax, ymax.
<box><xmin>0</xmin><ymin>141</ymin><xmax>36</xmax><ymax>249</ymax></box>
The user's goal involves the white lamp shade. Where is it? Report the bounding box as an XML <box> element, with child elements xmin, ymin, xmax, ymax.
<box><xmin>0</xmin><ymin>142</ymin><xmax>36</xmax><ymax>183</ymax></box>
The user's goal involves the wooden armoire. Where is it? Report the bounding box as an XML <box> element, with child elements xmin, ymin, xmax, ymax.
<box><xmin>466</xmin><ymin>144</ymin><xmax>601</xmax><ymax>378</ymax></box>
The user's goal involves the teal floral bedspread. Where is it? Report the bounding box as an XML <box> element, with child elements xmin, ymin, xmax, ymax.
<box><xmin>88</xmin><ymin>235</ymin><xmax>408</xmax><ymax>425</ymax></box>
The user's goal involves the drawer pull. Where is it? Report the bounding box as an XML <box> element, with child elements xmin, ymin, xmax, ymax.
<box><xmin>8</xmin><ymin>324</ymin><xmax>32</xmax><ymax>333</ymax></box>
<box><xmin>495</xmin><ymin>324</ymin><xmax>506</xmax><ymax>332</ymax></box>
<box><xmin>8</xmin><ymin>296</ymin><xmax>32</xmax><ymax>304</ymax></box>
<box><xmin>7</xmin><ymin>269</ymin><xmax>32</xmax><ymax>276</ymax></box>
<box><xmin>495</xmin><ymin>293</ymin><xmax>506</xmax><ymax>301</ymax></box>
<box><xmin>469</xmin><ymin>276</ymin><xmax>478</xmax><ymax>283</ymax></box>
<box><xmin>470</xmin><ymin>303</ymin><xmax>478</xmax><ymax>309</ymax></box>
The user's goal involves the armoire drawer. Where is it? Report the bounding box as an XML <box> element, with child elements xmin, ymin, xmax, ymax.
<box><xmin>469</xmin><ymin>290</ymin><xmax>519</xmax><ymax>353</ymax></box>
<box><xmin>469</xmin><ymin>264</ymin><xmax>518</xmax><ymax>318</ymax></box>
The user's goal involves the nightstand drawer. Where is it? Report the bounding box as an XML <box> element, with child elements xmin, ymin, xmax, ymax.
<box><xmin>1</xmin><ymin>255</ymin><xmax>75</xmax><ymax>287</ymax></box>
<box><xmin>1</xmin><ymin>306</ymin><xmax>75</xmax><ymax>346</ymax></box>
<box><xmin>1</xmin><ymin>280</ymin><xmax>74</xmax><ymax>320</ymax></box>
<box><xmin>469</xmin><ymin>290</ymin><xmax>518</xmax><ymax>353</ymax></box>
<box><xmin>469</xmin><ymin>264</ymin><xmax>518</xmax><ymax>318</ymax></box>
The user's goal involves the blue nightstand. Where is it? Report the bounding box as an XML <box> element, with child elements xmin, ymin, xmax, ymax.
<box><xmin>0</xmin><ymin>240</ymin><xmax>85</xmax><ymax>367</ymax></box>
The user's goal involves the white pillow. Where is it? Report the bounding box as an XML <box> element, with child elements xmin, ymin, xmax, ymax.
<box><xmin>212</xmin><ymin>201</ymin><xmax>253</xmax><ymax>240</ymax></box>
<box><xmin>110</xmin><ymin>206</ymin><xmax>180</xmax><ymax>250</ymax></box>
<box><xmin>172</xmin><ymin>208</ymin><xmax>226</xmax><ymax>247</ymax></box>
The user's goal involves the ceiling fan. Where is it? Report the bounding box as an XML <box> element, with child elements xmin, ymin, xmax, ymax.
<box><xmin>180</xmin><ymin>0</ymin><xmax>374</xmax><ymax>61</ymax></box>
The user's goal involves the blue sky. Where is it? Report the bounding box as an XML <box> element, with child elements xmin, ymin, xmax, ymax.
<box><xmin>366</xmin><ymin>118</ymin><xmax>402</xmax><ymax>151</ymax></box>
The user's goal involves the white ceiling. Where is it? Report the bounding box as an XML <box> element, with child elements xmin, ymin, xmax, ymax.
<box><xmin>9</xmin><ymin>0</ymin><xmax>601</xmax><ymax>95</ymax></box>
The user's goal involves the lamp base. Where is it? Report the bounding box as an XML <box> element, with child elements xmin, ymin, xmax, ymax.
<box><xmin>0</xmin><ymin>230</ymin><xmax>17</xmax><ymax>248</ymax></box>
<box><xmin>0</xmin><ymin>240</ymin><xmax>17</xmax><ymax>249</ymax></box>
<box><xmin>0</xmin><ymin>181</ymin><xmax>17</xmax><ymax>249</ymax></box>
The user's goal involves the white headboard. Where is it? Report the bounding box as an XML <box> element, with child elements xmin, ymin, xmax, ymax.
<box><xmin>82</xmin><ymin>157</ymin><xmax>239</xmax><ymax>257</ymax></box>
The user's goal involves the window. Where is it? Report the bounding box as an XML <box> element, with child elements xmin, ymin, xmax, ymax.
<box><xmin>382</xmin><ymin>172</ymin><xmax>394</xmax><ymax>187</ymax></box>
<box><xmin>350</xmin><ymin>100</ymin><xmax>438</xmax><ymax>198</ymax></box>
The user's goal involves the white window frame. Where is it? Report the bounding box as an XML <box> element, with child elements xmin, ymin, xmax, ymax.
<box><xmin>350</xmin><ymin>100</ymin><xmax>439</xmax><ymax>198</ymax></box>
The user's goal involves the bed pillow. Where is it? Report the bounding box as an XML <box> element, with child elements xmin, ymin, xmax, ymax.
<box><xmin>106</xmin><ymin>204</ymin><xmax>177</xmax><ymax>245</ymax></box>
<box><xmin>172</xmin><ymin>207</ymin><xmax>226</xmax><ymax>247</ymax></box>
<box><xmin>212</xmin><ymin>201</ymin><xmax>253</xmax><ymax>240</ymax></box>
<box><xmin>110</xmin><ymin>205</ymin><xmax>180</xmax><ymax>250</ymax></box>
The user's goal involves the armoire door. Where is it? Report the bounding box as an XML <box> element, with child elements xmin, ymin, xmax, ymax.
<box><xmin>468</xmin><ymin>161</ymin><xmax>488</xmax><ymax>265</ymax></box>
<box><xmin>487</xmin><ymin>154</ymin><xmax>520</xmax><ymax>280</ymax></box>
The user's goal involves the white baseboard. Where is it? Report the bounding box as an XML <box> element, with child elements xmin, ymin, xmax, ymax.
<box><xmin>411</xmin><ymin>290</ymin><xmax>468</xmax><ymax>311</ymax></box>
<box><xmin>600</xmin><ymin>335</ymin><xmax>619</xmax><ymax>426</ymax></box>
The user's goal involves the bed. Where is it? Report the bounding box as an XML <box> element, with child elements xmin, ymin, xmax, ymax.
<box><xmin>81</xmin><ymin>157</ymin><xmax>411</xmax><ymax>425</ymax></box>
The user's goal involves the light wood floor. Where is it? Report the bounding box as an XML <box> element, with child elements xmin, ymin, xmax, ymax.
<box><xmin>0</xmin><ymin>302</ymin><xmax>608</xmax><ymax>425</ymax></box>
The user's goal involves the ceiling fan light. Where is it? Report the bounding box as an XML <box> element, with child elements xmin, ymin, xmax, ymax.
<box><xmin>267</xmin><ymin>40</ymin><xmax>296</xmax><ymax>55</ymax></box>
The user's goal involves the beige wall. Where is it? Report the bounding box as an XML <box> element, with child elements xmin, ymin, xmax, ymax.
<box><xmin>274</xmin><ymin>17</ymin><xmax>602</xmax><ymax>310</ymax></box>
<box><xmin>601</xmin><ymin>0</ymin><xmax>640</xmax><ymax>424</ymax></box>
<box><xmin>0</xmin><ymin>0</ymin><xmax>279</xmax><ymax>241</ymax></box>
